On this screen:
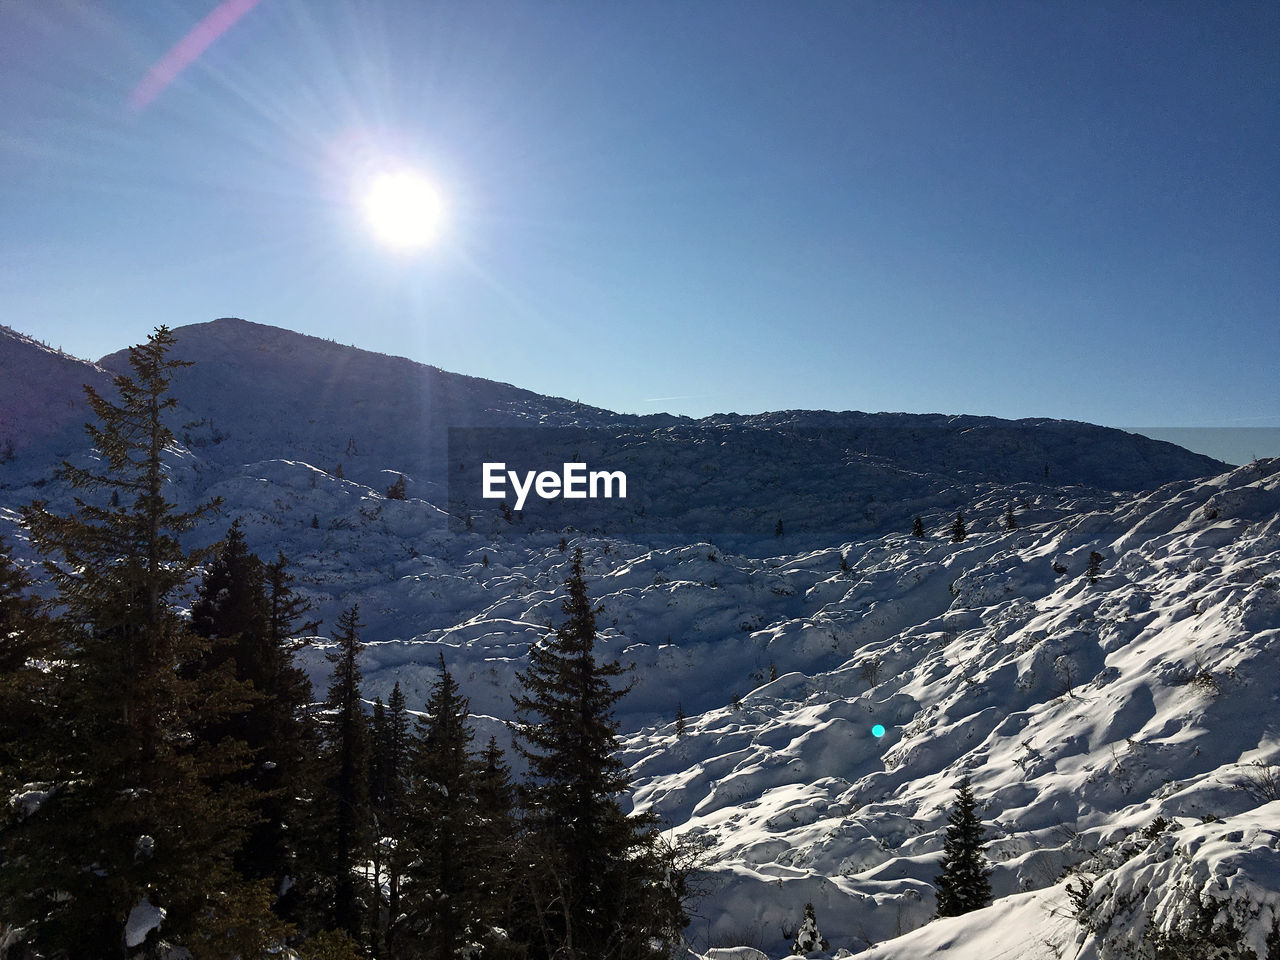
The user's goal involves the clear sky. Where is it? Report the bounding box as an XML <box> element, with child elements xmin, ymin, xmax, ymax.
<box><xmin>2</xmin><ymin>1</ymin><xmax>1277</xmax><ymax>429</ymax></box>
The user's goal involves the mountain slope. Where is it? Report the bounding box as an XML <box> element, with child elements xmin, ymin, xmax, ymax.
<box><xmin>0</xmin><ymin>325</ymin><xmax>110</xmax><ymax>466</ymax></box>
<box><xmin>2</xmin><ymin>319</ymin><xmax>1273</xmax><ymax>958</ymax></box>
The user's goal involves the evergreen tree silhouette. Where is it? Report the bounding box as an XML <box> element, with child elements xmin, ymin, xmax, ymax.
<box><xmin>321</xmin><ymin>605</ymin><xmax>372</xmax><ymax>940</ymax></box>
<box><xmin>471</xmin><ymin>736</ymin><xmax>518</xmax><ymax>954</ymax></box>
<box><xmin>369</xmin><ymin>681</ymin><xmax>410</xmax><ymax>948</ymax></box>
<box><xmin>0</xmin><ymin>535</ymin><xmax>48</xmax><ymax>796</ymax></box>
<box><xmin>191</xmin><ymin>522</ymin><xmax>319</xmax><ymax>899</ymax></box>
<box><xmin>934</xmin><ymin>775</ymin><xmax>993</xmax><ymax>918</ymax></box>
<box><xmin>512</xmin><ymin>547</ymin><xmax>688</xmax><ymax>958</ymax></box>
<box><xmin>950</xmin><ymin>511</ymin><xmax>967</xmax><ymax>543</ymax></box>
<box><xmin>405</xmin><ymin>654</ymin><xmax>478</xmax><ymax>960</ymax></box>
<box><xmin>1087</xmin><ymin>550</ymin><xmax>1104</xmax><ymax>584</ymax></box>
<box><xmin>8</xmin><ymin>327</ymin><xmax>276</xmax><ymax>953</ymax></box>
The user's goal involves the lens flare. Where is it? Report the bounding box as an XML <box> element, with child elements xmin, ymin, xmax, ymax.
<box><xmin>872</xmin><ymin>724</ymin><xmax>886</xmax><ymax>737</ymax></box>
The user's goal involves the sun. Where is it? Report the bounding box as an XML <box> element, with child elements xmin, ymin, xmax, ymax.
<box><xmin>360</xmin><ymin>169</ymin><xmax>444</xmax><ymax>250</ymax></box>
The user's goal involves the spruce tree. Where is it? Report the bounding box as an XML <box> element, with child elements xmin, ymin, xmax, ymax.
<box><xmin>367</xmin><ymin>685</ymin><xmax>410</xmax><ymax>955</ymax></box>
<box><xmin>950</xmin><ymin>511</ymin><xmax>967</xmax><ymax>543</ymax></box>
<box><xmin>791</xmin><ymin>902</ymin><xmax>828</xmax><ymax>955</ymax></box>
<box><xmin>264</xmin><ymin>552</ymin><xmax>319</xmax><ymax>662</ymax></box>
<box><xmin>1087</xmin><ymin>550</ymin><xmax>1104</xmax><ymax>584</ymax></box>
<box><xmin>385</xmin><ymin>474</ymin><xmax>407</xmax><ymax>500</ymax></box>
<box><xmin>320</xmin><ymin>606</ymin><xmax>372</xmax><ymax>942</ymax></box>
<box><xmin>911</xmin><ymin>515</ymin><xmax>925</xmax><ymax>538</ymax></box>
<box><xmin>1003</xmin><ymin>504</ymin><xmax>1018</xmax><ymax>531</ymax></box>
<box><xmin>6</xmin><ymin>326</ymin><xmax>273</xmax><ymax>955</ymax></box>
<box><xmin>368</xmin><ymin>696</ymin><xmax>391</xmax><ymax>956</ymax></box>
<box><xmin>259</xmin><ymin>552</ymin><xmax>326</xmax><ymax>930</ymax></box>
<box><xmin>0</xmin><ymin>535</ymin><xmax>47</xmax><ymax>782</ymax></box>
<box><xmin>471</xmin><ymin>735</ymin><xmax>517</xmax><ymax>950</ymax></box>
<box><xmin>512</xmin><ymin>548</ymin><xmax>688</xmax><ymax>959</ymax></box>
<box><xmin>933</xmin><ymin>775</ymin><xmax>993</xmax><ymax>918</ymax></box>
<box><xmin>192</xmin><ymin>529</ymin><xmax>323</xmax><ymax>928</ymax></box>
<box><xmin>404</xmin><ymin>654</ymin><xmax>478</xmax><ymax>960</ymax></box>
<box><xmin>383</xmin><ymin>682</ymin><xmax>411</xmax><ymax>937</ymax></box>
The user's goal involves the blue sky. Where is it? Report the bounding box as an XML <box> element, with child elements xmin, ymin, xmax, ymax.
<box><xmin>2</xmin><ymin>1</ymin><xmax>1277</xmax><ymax>429</ymax></box>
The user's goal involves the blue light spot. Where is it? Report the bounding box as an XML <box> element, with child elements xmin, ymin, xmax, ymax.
<box><xmin>872</xmin><ymin>724</ymin><xmax>886</xmax><ymax>738</ymax></box>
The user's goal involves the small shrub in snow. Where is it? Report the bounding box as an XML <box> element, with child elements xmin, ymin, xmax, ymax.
<box><xmin>1234</xmin><ymin>760</ymin><xmax>1280</xmax><ymax>804</ymax></box>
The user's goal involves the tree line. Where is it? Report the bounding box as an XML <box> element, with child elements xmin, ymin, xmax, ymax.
<box><xmin>0</xmin><ymin>327</ymin><xmax>691</xmax><ymax>959</ymax></box>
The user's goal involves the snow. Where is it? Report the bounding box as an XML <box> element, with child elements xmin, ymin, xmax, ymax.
<box><xmin>4</xmin><ymin>319</ymin><xmax>1279</xmax><ymax>959</ymax></box>
<box><xmin>124</xmin><ymin>896</ymin><xmax>165</xmax><ymax>948</ymax></box>
<box><xmin>1078</xmin><ymin>803</ymin><xmax>1280</xmax><ymax>959</ymax></box>
<box><xmin>8</xmin><ymin>783</ymin><xmax>53</xmax><ymax>819</ymax></box>
<box><xmin>851</xmin><ymin>885</ymin><xmax>1079</xmax><ymax>959</ymax></box>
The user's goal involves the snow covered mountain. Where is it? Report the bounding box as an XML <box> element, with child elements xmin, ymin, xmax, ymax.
<box><xmin>3</xmin><ymin>318</ymin><xmax>1277</xmax><ymax>958</ymax></box>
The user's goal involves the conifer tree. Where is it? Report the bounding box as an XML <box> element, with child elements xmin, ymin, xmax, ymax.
<box><xmin>368</xmin><ymin>682</ymin><xmax>410</xmax><ymax>953</ymax></box>
<box><xmin>1003</xmin><ymin>504</ymin><xmax>1018</xmax><ymax>531</ymax></box>
<box><xmin>192</xmin><ymin>529</ymin><xmax>323</xmax><ymax>928</ymax></box>
<box><xmin>258</xmin><ymin>552</ymin><xmax>327</xmax><ymax>929</ymax></box>
<box><xmin>386</xmin><ymin>474</ymin><xmax>407</xmax><ymax>500</ymax></box>
<box><xmin>1087</xmin><ymin>550</ymin><xmax>1104</xmax><ymax>584</ymax></box>
<box><xmin>384</xmin><ymin>682</ymin><xmax>411</xmax><ymax>933</ymax></box>
<box><xmin>790</xmin><ymin>902</ymin><xmax>828</xmax><ymax>955</ymax></box>
<box><xmin>512</xmin><ymin>548</ymin><xmax>688</xmax><ymax>959</ymax></box>
<box><xmin>912</xmin><ymin>515</ymin><xmax>925</xmax><ymax>538</ymax></box>
<box><xmin>950</xmin><ymin>511</ymin><xmax>967</xmax><ymax>543</ymax></box>
<box><xmin>471</xmin><ymin>736</ymin><xmax>517</xmax><ymax>946</ymax></box>
<box><xmin>6</xmin><ymin>326</ymin><xmax>272</xmax><ymax>954</ymax></box>
<box><xmin>0</xmin><ymin>535</ymin><xmax>46</xmax><ymax>783</ymax></box>
<box><xmin>933</xmin><ymin>776</ymin><xmax>993</xmax><ymax>918</ymax></box>
<box><xmin>320</xmin><ymin>606</ymin><xmax>373</xmax><ymax>942</ymax></box>
<box><xmin>368</xmin><ymin>696</ymin><xmax>391</xmax><ymax>955</ymax></box>
<box><xmin>404</xmin><ymin>654</ymin><xmax>478</xmax><ymax>960</ymax></box>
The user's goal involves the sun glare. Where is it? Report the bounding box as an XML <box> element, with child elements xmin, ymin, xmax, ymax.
<box><xmin>361</xmin><ymin>169</ymin><xmax>444</xmax><ymax>250</ymax></box>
